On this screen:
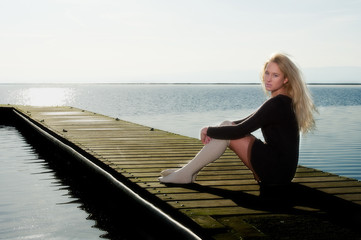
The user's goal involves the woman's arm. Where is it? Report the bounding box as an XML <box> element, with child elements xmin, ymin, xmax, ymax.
<box><xmin>207</xmin><ymin>97</ymin><xmax>283</xmax><ymax>140</ymax></box>
<box><xmin>233</xmin><ymin>114</ymin><xmax>253</xmax><ymax>125</ymax></box>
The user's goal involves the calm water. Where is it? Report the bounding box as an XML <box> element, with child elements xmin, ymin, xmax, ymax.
<box><xmin>0</xmin><ymin>125</ymin><xmax>106</xmax><ymax>239</ymax></box>
<box><xmin>1</xmin><ymin>83</ymin><xmax>361</xmax><ymax>239</ymax></box>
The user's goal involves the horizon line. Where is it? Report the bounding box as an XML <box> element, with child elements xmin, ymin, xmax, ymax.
<box><xmin>0</xmin><ymin>82</ymin><xmax>360</xmax><ymax>86</ymax></box>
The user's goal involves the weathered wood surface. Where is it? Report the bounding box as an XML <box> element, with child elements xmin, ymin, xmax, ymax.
<box><xmin>4</xmin><ymin>105</ymin><xmax>361</xmax><ymax>239</ymax></box>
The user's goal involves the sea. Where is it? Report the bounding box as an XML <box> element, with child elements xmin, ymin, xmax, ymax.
<box><xmin>0</xmin><ymin>83</ymin><xmax>360</xmax><ymax>239</ymax></box>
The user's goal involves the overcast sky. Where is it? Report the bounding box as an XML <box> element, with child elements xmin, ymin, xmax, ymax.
<box><xmin>1</xmin><ymin>0</ymin><xmax>360</xmax><ymax>83</ymax></box>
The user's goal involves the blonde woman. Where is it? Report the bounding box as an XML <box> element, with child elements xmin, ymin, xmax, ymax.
<box><xmin>159</xmin><ymin>53</ymin><xmax>316</xmax><ymax>185</ymax></box>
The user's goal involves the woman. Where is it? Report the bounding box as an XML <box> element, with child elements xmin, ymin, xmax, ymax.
<box><xmin>159</xmin><ymin>53</ymin><xmax>316</xmax><ymax>185</ymax></box>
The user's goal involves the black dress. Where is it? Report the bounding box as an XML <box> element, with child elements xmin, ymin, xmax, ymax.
<box><xmin>207</xmin><ymin>94</ymin><xmax>299</xmax><ymax>184</ymax></box>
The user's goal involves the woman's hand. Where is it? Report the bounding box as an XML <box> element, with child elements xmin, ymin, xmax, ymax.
<box><xmin>200</xmin><ymin>127</ymin><xmax>211</xmax><ymax>144</ymax></box>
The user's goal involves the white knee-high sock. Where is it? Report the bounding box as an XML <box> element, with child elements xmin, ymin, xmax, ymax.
<box><xmin>159</xmin><ymin>121</ymin><xmax>232</xmax><ymax>184</ymax></box>
<box><xmin>159</xmin><ymin>138</ymin><xmax>229</xmax><ymax>184</ymax></box>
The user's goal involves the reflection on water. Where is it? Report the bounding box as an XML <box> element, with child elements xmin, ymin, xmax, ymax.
<box><xmin>300</xmin><ymin>105</ymin><xmax>361</xmax><ymax>180</ymax></box>
<box><xmin>0</xmin><ymin>125</ymin><xmax>106</xmax><ymax>239</ymax></box>
<box><xmin>16</xmin><ymin>87</ymin><xmax>75</xmax><ymax>106</ymax></box>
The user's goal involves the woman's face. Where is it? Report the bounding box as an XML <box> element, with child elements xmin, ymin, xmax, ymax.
<box><xmin>263</xmin><ymin>62</ymin><xmax>289</xmax><ymax>96</ymax></box>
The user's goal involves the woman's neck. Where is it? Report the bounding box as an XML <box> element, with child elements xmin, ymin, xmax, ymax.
<box><xmin>271</xmin><ymin>88</ymin><xmax>288</xmax><ymax>97</ymax></box>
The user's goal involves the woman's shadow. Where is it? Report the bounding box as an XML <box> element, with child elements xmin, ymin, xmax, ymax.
<box><xmin>175</xmin><ymin>181</ymin><xmax>361</xmax><ymax>229</ymax></box>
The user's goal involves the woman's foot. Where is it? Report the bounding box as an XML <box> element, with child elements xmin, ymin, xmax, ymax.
<box><xmin>160</xmin><ymin>169</ymin><xmax>176</xmax><ymax>177</ymax></box>
<box><xmin>159</xmin><ymin>169</ymin><xmax>197</xmax><ymax>184</ymax></box>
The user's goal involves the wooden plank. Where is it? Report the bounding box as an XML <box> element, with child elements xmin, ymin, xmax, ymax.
<box><xmin>318</xmin><ymin>187</ymin><xmax>361</xmax><ymax>194</ymax></box>
<box><xmin>292</xmin><ymin>176</ymin><xmax>349</xmax><ymax>183</ymax></box>
<box><xmin>180</xmin><ymin>207</ymin><xmax>268</xmax><ymax>216</ymax></box>
<box><xmin>156</xmin><ymin>193</ymin><xmax>223</xmax><ymax>201</ymax></box>
<box><xmin>167</xmin><ymin>199</ymin><xmax>238</xmax><ymax>209</ymax></box>
<box><xmin>335</xmin><ymin>193</ymin><xmax>361</xmax><ymax>201</ymax></box>
<box><xmin>188</xmin><ymin>215</ymin><xmax>226</xmax><ymax>229</ymax></box>
<box><xmin>300</xmin><ymin>180</ymin><xmax>361</xmax><ymax>188</ymax></box>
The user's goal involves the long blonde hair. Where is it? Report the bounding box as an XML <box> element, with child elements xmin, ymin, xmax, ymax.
<box><xmin>261</xmin><ymin>53</ymin><xmax>317</xmax><ymax>134</ymax></box>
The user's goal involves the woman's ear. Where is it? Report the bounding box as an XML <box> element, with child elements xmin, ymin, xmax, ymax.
<box><xmin>283</xmin><ymin>77</ymin><xmax>289</xmax><ymax>84</ymax></box>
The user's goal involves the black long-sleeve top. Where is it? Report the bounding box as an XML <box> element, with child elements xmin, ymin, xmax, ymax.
<box><xmin>207</xmin><ymin>94</ymin><xmax>300</xmax><ymax>183</ymax></box>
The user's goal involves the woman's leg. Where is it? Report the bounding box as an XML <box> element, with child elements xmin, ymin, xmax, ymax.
<box><xmin>159</xmin><ymin>121</ymin><xmax>232</xmax><ymax>184</ymax></box>
<box><xmin>229</xmin><ymin>135</ymin><xmax>260</xmax><ymax>181</ymax></box>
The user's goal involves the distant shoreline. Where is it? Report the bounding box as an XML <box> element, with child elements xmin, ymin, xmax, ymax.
<box><xmin>0</xmin><ymin>82</ymin><xmax>360</xmax><ymax>86</ymax></box>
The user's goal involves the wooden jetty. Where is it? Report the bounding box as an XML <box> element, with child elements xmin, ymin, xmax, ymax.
<box><xmin>1</xmin><ymin>105</ymin><xmax>361</xmax><ymax>240</ymax></box>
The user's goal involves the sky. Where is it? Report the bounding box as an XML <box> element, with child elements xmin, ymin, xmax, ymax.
<box><xmin>0</xmin><ymin>0</ymin><xmax>360</xmax><ymax>83</ymax></box>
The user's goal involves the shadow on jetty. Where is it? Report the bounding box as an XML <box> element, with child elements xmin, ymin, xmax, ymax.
<box><xmin>180</xmin><ymin>182</ymin><xmax>361</xmax><ymax>239</ymax></box>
